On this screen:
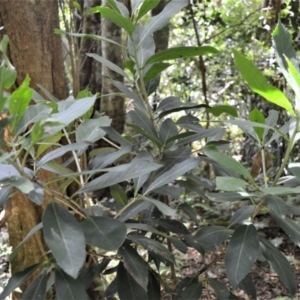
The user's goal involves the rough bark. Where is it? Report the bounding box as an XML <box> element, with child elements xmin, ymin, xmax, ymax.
<box><xmin>79</xmin><ymin>0</ymin><xmax>102</xmax><ymax>102</ymax></box>
<box><xmin>0</xmin><ymin>0</ymin><xmax>68</xmax><ymax>293</ymax></box>
<box><xmin>100</xmin><ymin>0</ymin><xmax>126</xmax><ymax>134</ymax></box>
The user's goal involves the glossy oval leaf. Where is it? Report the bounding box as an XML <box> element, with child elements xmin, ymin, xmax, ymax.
<box><xmin>145</xmin><ymin>158</ymin><xmax>199</xmax><ymax>193</ymax></box>
<box><xmin>209</xmin><ymin>278</ymin><xmax>238</xmax><ymax>300</ymax></box>
<box><xmin>229</xmin><ymin>205</ymin><xmax>255</xmax><ymax>227</ymax></box>
<box><xmin>76</xmin><ymin>118</ymin><xmax>109</xmax><ymax>143</ymax></box>
<box><xmin>270</xmin><ymin>211</ymin><xmax>300</xmax><ymax>246</ymax></box>
<box><xmin>203</xmin><ymin>145</ymin><xmax>253</xmax><ymax>181</ymax></box>
<box><xmin>116</xmin><ymin>262</ymin><xmax>147</xmax><ymax>300</ymax></box>
<box><xmin>89</xmin><ymin>6</ymin><xmax>135</xmax><ymax>34</ymax></box>
<box><xmin>194</xmin><ymin>226</ymin><xmax>232</xmax><ymax>252</ymax></box>
<box><xmin>8</xmin><ymin>75</ymin><xmax>33</xmax><ymax>132</ymax></box>
<box><xmin>216</xmin><ymin>176</ymin><xmax>248</xmax><ymax>192</ymax></box>
<box><xmin>146</xmin><ymin>46</ymin><xmax>218</xmax><ymax>65</ymax></box>
<box><xmin>260</xmin><ymin>237</ymin><xmax>297</xmax><ymax>295</ymax></box>
<box><xmin>21</xmin><ymin>270</ymin><xmax>47</xmax><ymax>300</ymax></box>
<box><xmin>43</xmin><ymin>202</ymin><xmax>86</xmax><ymax>278</ymax></box>
<box><xmin>225</xmin><ymin>224</ymin><xmax>259</xmax><ymax>288</ymax></box>
<box><xmin>81</xmin><ymin>216</ymin><xmax>126</xmax><ymax>251</ymax></box>
<box><xmin>177</xmin><ymin>282</ymin><xmax>202</xmax><ymax>300</ymax></box>
<box><xmin>77</xmin><ymin>158</ymin><xmax>162</xmax><ymax>194</ymax></box>
<box><xmin>118</xmin><ymin>243</ymin><xmax>148</xmax><ymax>290</ymax></box>
<box><xmin>127</xmin><ymin>235</ymin><xmax>175</xmax><ymax>264</ymax></box>
<box><xmin>142</xmin><ymin>196</ymin><xmax>177</xmax><ymax>217</ymax></box>
<box><xmin>110</xmin><ymin>184</ymin><xmax>128</xmax><ymax>206</ymax></box>
<box><xmin>0</xmin><ymin>176</ymin><xmax>34</xmax><ymax>194</ymax></box>
<box><xmin>0</xmin><ymin>264</ymin><xmax>40</xmax><ymax>299</ymax></box>
<box><xmin>233</xmin><ymin>49</ymin><xmax>294</xmax><ymax>115</ymax></box>
<box><xmin>138</xmin><ymin>0</ymin><xmax>189</xmax><ymax>48</ymax></box>
<box><xmin>136</xmin><ymin>0</ymin><xmax>160</xmax><ymax>21</ymax></box>
<box><xmin>55</xmin><ymin>269</ymin><xmax>89</xmax><ymax>300</ymax></box>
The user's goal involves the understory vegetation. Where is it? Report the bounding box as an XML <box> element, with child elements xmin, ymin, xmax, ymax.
<box><xmin>0</xmin><ymin>0</ymin><xmax>300</xmax><ymax>299</ymax></box>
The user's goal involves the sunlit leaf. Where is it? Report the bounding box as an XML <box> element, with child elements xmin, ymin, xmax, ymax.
<box><xmin>233</xmin><ymin>49</ymin><xmax>294</xmax><ymax>115</ymax></box>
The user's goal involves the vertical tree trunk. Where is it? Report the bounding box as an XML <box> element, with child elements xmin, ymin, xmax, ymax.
<box><xmin>100</xmin><ymin>0</ymin><xmax>125</xmax><ymax>134</ymax></box>
<box><xmin>0</xmin><ymin>0</ymin><xmax>67</xmax><ymax>293</ymax></box>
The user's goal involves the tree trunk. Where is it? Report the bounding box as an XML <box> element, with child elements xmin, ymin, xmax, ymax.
<box><xmin>100</xmin><ymin>0</ymin><xmax>126</xmax><ymax>134</ymax></box>
<box><xmin>0</xmin><ymin>0</ymin><xmax>67</xmax><ymax>293</ymax></box>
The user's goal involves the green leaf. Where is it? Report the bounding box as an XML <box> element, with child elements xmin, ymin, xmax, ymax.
<box><xmin>111</xmin><ymin>80</ymin><xmax>147</xmax><ymax>113</ymax></box>
<box><xmin>207</xmin><ymin>105</ymin><xmax>238</xmax><ymax>117</ymax></box>
<box><xmin>238</xmin><ymin>274</ymin><xmax>257</xmax><ymax>300</ymax></box>
<box><xmin>128</xmin><ymin>107</ymin><xmax>157</xmax><ymax>137</ymax></box>
<box><xmin>177</xmin><ymin>283</ymin><xmax>202</xmax><ymax>300</ymax></box>
<box><xmin>148</xmin><ymin>271</ymin><xmax>161</xmax><ymax>300</ymax></box>
<box><xmin>203</xmin><ymin>145</ymin><xmax>253</xmax><ymax>181</ymax></box>
<box><xmin>118</xmin><ymin>200</ymin><xmax>152</xmax><ymax>222</ymax></box>
<box><xmin>88</xmin><ymin>6</ymin><xmax>135</xmax><ymax>35</ymax></box>
<box><xmin>209</xmin><ymin>279</ymin><xmax>238</xmax><ymax>300</ymax></box>
<box><xmin>146</xmin><ymin>46</ymin><xmax>218</xmax><ymax>65</ymax></box>
<box><xmin>249</xmin><ymin>108</ymin><xmax>265</xmax><ymax>142</ymax></box>
<box><xmin>36</xmin><ymin>133</ymin><xmax>62</xmax><ymax>157</ymax></box>
<box><xmin>21</xmin><ymin>270</ymin><xmax>47</xmax><ymax>300</ymax></box>
<box><xmin>154</xmin><ymin>219</ymin><xmax>188</xmax><ymax>235</ymax></box>
<box><xmin>216</xmin><ymin>176</ymin><xmax>248</xmax><ymax>192</ymax></box>
<box><xmin>136</xmin><ymin>0</ymin><xmax>160</xmax><ymax>21</ymax></box>
<box><xmin>28</xmin><ymin>183</ymin><xmax>44</xmax><ymax>205</ymax></box>
<box><xmin>30</xmin><ymin>120</ymin><xmax>44</xmax><ymax>144</ymax></box>
<box><xmin>110</xmin><ymin>184</ymin><xmax>128</xmax><ymax>206</ymax></box>
<box><xmin>43</xmin><ymin>202</ymin><xmax>86</xmax><ymax>278</ymax></box>
<box><xmin>138</xmin><ymin>0</ymin><xmax>189</xmax><ymax>49</ymax></box>
<box><xmin>87</xmin><ymin>53</ymin><xmax>129</xmax><ymax>79</ymax></box>
<box><xmin>128</xmin><ymin>235</ymin><xmax>175</xmax><ymax>265</ymax></box>
<box><xmin>159</xmin><ymin>118</ymin><xmax>178</xmax><ymax>148</ymax></box>
<box><xmin>168</xmin><ymin>236</ymin><xmax>188</xmax><ymax>254</ymax></box>
<box><xmin>0</xmin><ymin>264</ymin><xmax>40</xmax><ymax>299</ymax></box>
<box><xmin>76</xmin><ymin>117</ymin><xmax>109</xmax><ymax>143</ymax></box>
<box><xmin>233</xmin><ymin>49</ymin><xmax>294</xmax><ymax>115</ymax></box>
<box><xmin>0</xmin><ymin>176</ymin><xmax>34</xmax><ymax>194</ymax></box>
<box><xmin>194</xmin><ymin>226</ymin><xmax>232</xmax><ymax>252</ymax></box>
<box><xmin>260</xmin><ymin>237</ymin><xmax>297</xmax><ymax>295</ymax></box>
<box><xmin>37</xmin><ymin>142</ymin><xmax>90</xmax><ymax>169</ymax></box>
<box><xmin>225</xmin><ymin>224</ymin><xmax>259</xmax><ymax>288</ymax></box>
<box><xmin>270</xmin><ymin>211</ymin><xmax>300</xmax><ymax>246</ymax></box>
<box><xmin>55</xmin><ymin>269</ymin><xmax>89</xmax><ymax>300</ymax></box>
<box><xmin>118</xmin><ymin>243</ymin><xmax>148</xmax><ymax>290</ymax></box>
<box><xmin>9</xmin><ymin>75</ymin><xmax>33</xmax><ymax>132</ymax></box>
<box><xmin>81</xmin><ymin>216</ymin><xmax>126</xmax><ymax>251</ymax></box>
<box><xmin>90</xmin><ymin>146</ymin><xmax>133</xmax><ymax>170</ymax></box>
<box><xmin>16</xmin><ymin>104</ymin><xmax>52</xmax><ymax>136</ymax></box>
<box><xmin>229</xmin><ymin>206</ymin><xmax>255</xmax><ymax>227</ymax></box>
<box><xmin>272</xmin><ymin>20</ymin><xmax>300</xmax><ymax>109</ymax></box>
<box><xmin>143</xmin><ymin>63</ymin><xmax>171</xmax><ymax>82</ymax></box>
<box><xmin>142</xmin><ymin>196</ymin><xmax>177</xmax><ymax>217</ymax></box>
<box><xmin>77</xmin><ymin>158</ymin><xmax>162</xmax><ymax>194</ymax></box>
<box><xmin>116</xmin><ymin>262</ymin><xmax>147</xmax><ymax>300</ymax></box>
<box><xmin>49</xmin><ymin>96</ymin><xmax>96</xmax><ymax>135</ymax></box>
<box><xmin>145</xmin><ymin>158</ymin><xmax>200</xmax><ymax>193</ymax></box>
<box><xmin>265</xmin><ymin>195</ymin><xmax>288</xmax><ymax>215</ymax></box>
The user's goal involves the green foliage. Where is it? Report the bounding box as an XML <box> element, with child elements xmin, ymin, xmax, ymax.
<box><xmin>1</xmin><ymin>2</ymin><xmax>300</xmax><ymax>299</ymax></box>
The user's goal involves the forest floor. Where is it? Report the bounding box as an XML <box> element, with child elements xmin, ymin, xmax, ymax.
<box><xmin>161</xmin><ymin>216</ymin><xmax>300</xmax><ymax>300</ymax></box>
